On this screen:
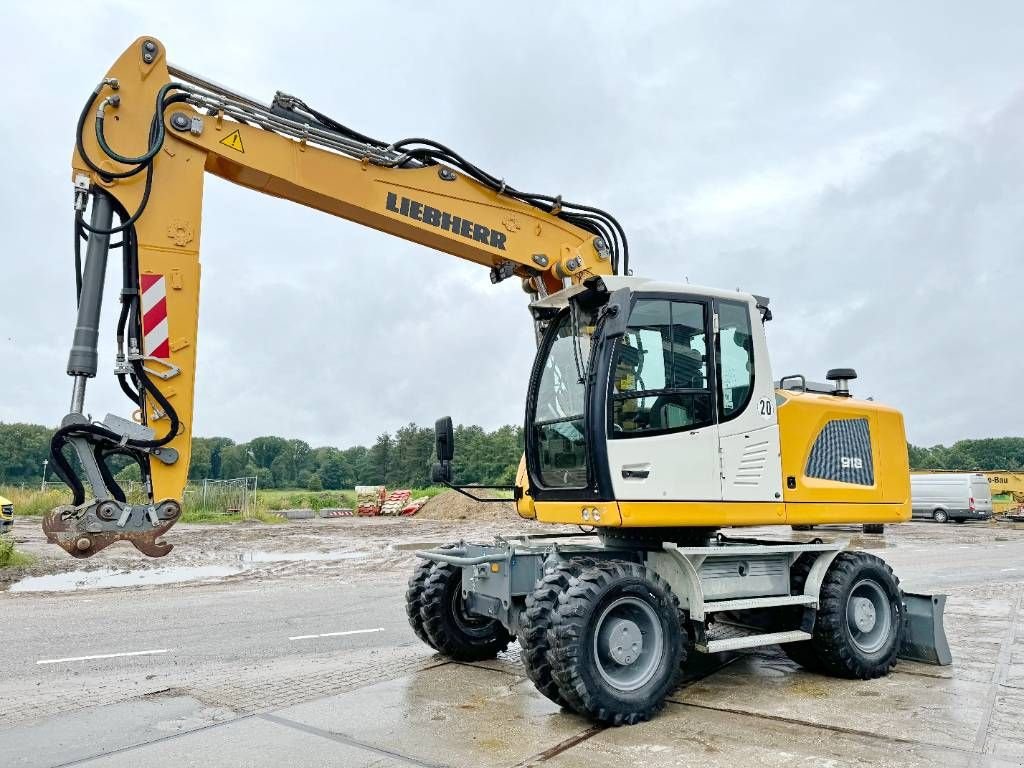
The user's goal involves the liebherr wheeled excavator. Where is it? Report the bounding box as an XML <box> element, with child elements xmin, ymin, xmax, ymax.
<box><xmin>50</xmin><ymin>37</ymin><xmax>949</xmax><ymax>726</ymax></box>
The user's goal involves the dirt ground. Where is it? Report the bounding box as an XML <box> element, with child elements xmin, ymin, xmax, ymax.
<box><xmin>0</xmin><ymin>492</ymin><xmax>552</xmax><ymax>592</ymax></box>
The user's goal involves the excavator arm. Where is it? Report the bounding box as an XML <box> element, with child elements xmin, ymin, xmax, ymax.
<box><xmin>45</xmin><ymin>36</ymin><xmax>621</xmax><ymax>558</ymax></box>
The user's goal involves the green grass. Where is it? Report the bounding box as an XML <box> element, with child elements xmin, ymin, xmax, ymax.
<box><xmin>0</xmin><ymin>484</ymin><xmax>452</xmax><ymax>527</ymax></box>
<box><xmin>0</xmin><ymin>485</ymin><xmax>70</xmax><ymax>517</ymax></box>
<box><xmin>0</xmin><ymin>535</ymin><xmax>34</xmax><ymax>568</ymax></box>
<box><xmin>179</xmin><ymin>507</ymin><xmax>284</xmax><ymax>525</ymax></box>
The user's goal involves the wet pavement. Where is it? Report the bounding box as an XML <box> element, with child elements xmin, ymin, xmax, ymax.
<box><xmin>2</xmin><ymin>518</ymin><xmax>1024</xmax><ymax>767</ymax></box>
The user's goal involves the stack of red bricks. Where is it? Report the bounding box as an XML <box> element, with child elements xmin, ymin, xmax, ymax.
<box><xmin>380</xmin><ymin>490</ymin><xmax>412</xmax><ymax>516</ymax></box>
<box><xmin>355</xmin><ymin>486</ymin><xmax>386</xmax><ymax>516</ymax></box>
<box><xmin>400</xmin><ymin>496</ymin><xmax>430</xmax><ymax>516</ymax></box>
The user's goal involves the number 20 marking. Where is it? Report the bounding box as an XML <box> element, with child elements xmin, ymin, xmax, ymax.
<box><xmin>757</xmin><ymin>398</ymin><xmax>774</xmax><ymax>418</ymax></box>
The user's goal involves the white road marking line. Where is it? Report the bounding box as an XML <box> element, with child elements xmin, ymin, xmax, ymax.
<box><xmin>37</xmin><ymin>649</ymin><xmax>172</xmax><ymax>665</ymax></box>
<box><xmin>1001</xmin><ymin>568</ymin><xmax>1018</xmax><ymax>572</ymax></box>
<box><xmin>289</xmin><ymin>627</ymin><xmax>384</xmax><ymax>641</ymax></box>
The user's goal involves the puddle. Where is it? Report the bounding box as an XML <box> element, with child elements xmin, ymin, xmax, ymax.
<box><xmin>239</xmin><ymin>549</ymin><xmax>369</xmax><ymax>563</ymax></box>
<box><xmin>9</xmin><ymin>565</ymin><xmax>242</xmax><ymax>593</ymax></box>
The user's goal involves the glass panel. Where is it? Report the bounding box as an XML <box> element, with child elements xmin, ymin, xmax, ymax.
<box><xmin>612</xmin><ymin>301</ymin><xmax>670</xmax><ymax>394</ymax></box>
<box><xmin>612</xmin><ymin>392</ymin><xmax>713</xmax><ymax>435</ymax></box>
<box><xmin>718</xmin><ymin>300</ymin><xmax>754</xmax><ymax>418</ymax></box>
<box><xmin>668</xmin><ymin>302</ymin><xmax>707</xmax><ymax>389</ymax></box>
<box><xmin>533</xmin><ymin>309</ymin><xmax>596</xmax><ymax>424</ymax></box>
<box><xmin>536</xmin><ymin>419</ymin><xmax>588</xmax><ymax>487</ymax></box>
<box><xmin>533</xmin><ymin>306</ymin><xmax>598</xmax><ymax>488</ymax></box>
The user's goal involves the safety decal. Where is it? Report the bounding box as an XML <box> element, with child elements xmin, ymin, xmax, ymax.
<box><xmin>219</xmin><ymin>129</ymin><xmax>245</xmax><ymax>153</ymax></box>
<box><xmin>140</xmin><ymin>273</ymin><xmax>170</xmax><ymax>359</ymax></box>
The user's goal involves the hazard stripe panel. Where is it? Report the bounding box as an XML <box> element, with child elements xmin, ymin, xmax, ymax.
<box><xmin>140</xmin><ymin>274</ymin><xmax>170</xmax><ymax>359</ymax></box>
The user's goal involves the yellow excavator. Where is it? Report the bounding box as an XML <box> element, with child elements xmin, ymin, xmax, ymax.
<box><xmin>49</xmin><ymin>37</ymin><xmax>949</xmax><ymax>726</ymax></box>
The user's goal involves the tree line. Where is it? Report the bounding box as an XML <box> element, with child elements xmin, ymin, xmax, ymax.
<box><xmin>3</xmin><ymin>421</ymin><xmax>1021</xmax><ymax>490</ymax></box>
<box><xmin>0</xmin><ymin>421</ymin><xmax>522</xmax><ymax>490</ymax></box>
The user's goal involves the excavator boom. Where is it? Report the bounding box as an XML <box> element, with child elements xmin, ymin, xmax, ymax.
<box><xmin>46</xmin><ymin>37</ymin><xmax>619</xmax><ymax>558</ymax></box>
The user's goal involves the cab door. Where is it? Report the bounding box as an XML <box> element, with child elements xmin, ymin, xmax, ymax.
<box><xmin>605</xmin><ymin>298</ymin><xmax>721</xmax><ymax>501</ymax></box>
<box><xmin>715</xmin><ymin>298</ymin><xmax>783</xmax><ymax>502</ymax></box>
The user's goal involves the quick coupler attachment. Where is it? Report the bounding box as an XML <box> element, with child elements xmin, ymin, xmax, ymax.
<box><xmin>44</xmin><ymin>499</ymin><xmax>181</xmax><ymax>558</ymax></box>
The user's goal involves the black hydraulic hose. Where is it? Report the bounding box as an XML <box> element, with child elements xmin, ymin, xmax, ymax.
<box><xmin>94</xmin><ymin>446</ymin><xmax>128</xmax><ymax>503</ymax></box>
<box><xmin>49</xmin><ymin>434</ymin><xmax>86</xmax><ymax>506</ymax></box>
<box><xmin>74</xmin><ymin>213</ymin><xmax>83</xmax><ymax>305</ymax></box>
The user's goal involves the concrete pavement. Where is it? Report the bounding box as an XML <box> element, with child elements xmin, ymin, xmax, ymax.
<box><xmin>3</xmin><ymin>519</ymin><xmax>1024</xmax><ymax>767</ymax></box>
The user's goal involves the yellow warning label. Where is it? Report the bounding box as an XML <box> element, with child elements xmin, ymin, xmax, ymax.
<box><xmin>219</xmin><ymin>130</ymin><xmax>244</xmax><ymax>153</ymax></box>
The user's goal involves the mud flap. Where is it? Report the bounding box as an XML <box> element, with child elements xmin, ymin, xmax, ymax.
<box><xmin>898</xmin><ymin>592</ymin><xmax>952</xmax><ymax>666</ymax></box>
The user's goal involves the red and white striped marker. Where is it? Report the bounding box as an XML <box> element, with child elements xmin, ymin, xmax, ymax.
<box><xmin>140</xmin><ymin>274</ymin><xmax>169</xmax><ymax>359</ymax></box>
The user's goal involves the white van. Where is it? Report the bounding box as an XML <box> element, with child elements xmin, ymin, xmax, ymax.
<box><xmin>911</xmin><ymin>473</ymin><xmax>993</xmax><ymax>523</ymax></box>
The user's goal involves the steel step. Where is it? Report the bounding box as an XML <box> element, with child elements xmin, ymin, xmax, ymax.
<box><xmin>698</xmin><ymin>630</ymin><xmax>812</xmax><ymax>654</ymax></box>
<box><xmin>703</xmin><ymin>594</ymin><xmax>817</xmax><ymax>613</ymax></box>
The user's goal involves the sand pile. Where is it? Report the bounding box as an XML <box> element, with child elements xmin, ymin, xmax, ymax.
<box><xmin>415</xmin><ymin>490</ymin><xmax>517</xmax><ymax>521</ymax></box>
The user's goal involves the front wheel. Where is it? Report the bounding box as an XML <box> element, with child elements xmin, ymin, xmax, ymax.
<box><xmin>548</xmin><ymin>561</ymin><xmax>687</xmax><ymax>725</ymax></box>
<box><xmin>419</xmin><ymin>560</ymin><xmax>512</xmax><ymax>661</ymax></box>
<box><xmin>932</xmin><ymin>509</ymin><xmax>948</xmax><ymax>524</ymax></box>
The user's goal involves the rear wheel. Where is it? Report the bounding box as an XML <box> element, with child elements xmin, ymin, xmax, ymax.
<box><xmin>548</xmin><ymin>561</ymin><xmax>687</xmax><ymax>725</ymax></box>
<box><xmin>780</xmin><ymin>553</ymin><xmax>823</xmax><ymax>671</ymax></box>
<box><xmin>806</xmin><ymin>552</ymin><xmax>903</xmax><ymax>679</ymax></box>
<box><xmin>932</xmin><ymin>509</ymin><xmax>948</xmax><ymax>523</ymax></box>
<box><xmin>419</xmin><ymin>560</ymin><xmax>512</xmax><ymax>661</ymax></box>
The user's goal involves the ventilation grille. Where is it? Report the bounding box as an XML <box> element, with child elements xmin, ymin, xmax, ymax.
<box><xmin>733</xmin><ymin>439</ymin><xmax>769</xmax><ymax>486</ymax></box>
<box><xmin>805</xmin><ymin>417</ymin><xmax>874</xmax><ymax>486</ymax></box>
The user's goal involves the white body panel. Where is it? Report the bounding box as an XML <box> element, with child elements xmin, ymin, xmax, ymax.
<box><xmin>717</xmin><ymin>299</ymin><xmax>782</xmax><ymax>502</ymax></box>
<box><xmin>608</xmin><ymin>426</ymin><xmax>721</xmax><ymax>500</ymax></box>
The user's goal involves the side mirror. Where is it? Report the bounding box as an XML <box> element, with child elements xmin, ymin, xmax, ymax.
<box><xmin>432</xmin><ymin>416</ymin><xmax>454</xmax><ymax>484</ymax></box>
<box><xmin>435</xmin><ymin>416</ymin><xmax>454</xmax><ymax>462</ymax></box>
<box><xmin>601</xmin><ymin>288</ymin><xmax>631</xmax><ymax>339</ymax></box>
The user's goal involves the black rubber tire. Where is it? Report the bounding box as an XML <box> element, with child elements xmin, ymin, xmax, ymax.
<box><xmin>779</xmin><ymin>553</ymin><xmax>824</xmax><ymax>671</ymax></box>
<box><xmin>419</xmin><ymin>560</ymin><xmax>512</xmax><ymax>661</ymax></box>
<box><xmin>517</xmin><ymin>558</ymin><xmax>594</xmax><ymax>707</ymax></box>
<box><xmin>862</xmin><ymin>524</ymin><xmax>885</xmax><ymax>534</ymax></box>
<box><xmin>406</xmin><ymin>549</ymin><xmax>452</xmax><ymax>650</ymax></box>
<box><xmin>548</xmin><ymin>560</ymin><xmax>686</xmax><ymax>725</ymax></box>
<box><xmin>932</xmin><ymin>509</ymin><xmax>948</xmax><ymax>523</ymax></box>
<box><xmin>806</xmin><ymin>551</ymin><xmax>903</xmax><ymax>679</ymax></box>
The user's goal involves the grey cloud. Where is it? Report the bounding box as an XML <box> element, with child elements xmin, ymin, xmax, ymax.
<box><xmin>0</xmin><ymin>1</ymin><xmax>1020</xmax><ymax>449</ymax></box>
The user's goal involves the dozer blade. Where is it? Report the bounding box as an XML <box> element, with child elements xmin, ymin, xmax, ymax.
<box><xmin>898</xmin><ymin>592</ymin><xmax>952</xmax><ymax>666</ymax></box>
<box><xmin>42</xmin><ymin>501</ymin><xmax>180</xmax><ymax>559</ymax></box>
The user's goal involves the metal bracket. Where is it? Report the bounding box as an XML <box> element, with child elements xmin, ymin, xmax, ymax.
<box><xmin>130</xmin><ymin>355</ymin><xmax>181</xmax><ymax>381</ymax></box>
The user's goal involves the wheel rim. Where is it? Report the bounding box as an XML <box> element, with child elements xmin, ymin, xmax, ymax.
<box><xmin>845</xmin><ymin>578</ymin><xmax>892</xmax><ymax>654</ymax></box>
<box><xmin>934</xmin><ymin>510</ymin><xmax>946</xmax><ymax>522</ymax></box>
<box><xmin>451</xmin><ymin>588</ymin><xmax>496</xmax><ymax>638</ymax></box>
<box><xmin>593</xmin><ymin>596</ymin><xmax>664</xmax><ymax>692</ymax></box>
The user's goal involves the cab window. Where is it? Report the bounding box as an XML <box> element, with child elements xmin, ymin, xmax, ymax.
<box><xmin>717</xmin><ymin>300</ymin><xmax>755</xmax><ymax>420</ymax></box>
<box><xmin>610</xmin><ymin>299</ymin><xmax>712</xmax><ymax>436</ymax></box>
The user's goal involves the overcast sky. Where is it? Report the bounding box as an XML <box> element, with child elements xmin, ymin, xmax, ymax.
<box><xmin>1</xmin><ymin>1</ymin><xmax>1022</xmax><ymax>449</ymax></box>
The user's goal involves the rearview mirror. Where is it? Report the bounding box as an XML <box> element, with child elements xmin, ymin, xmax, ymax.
<box><xmin>435</xmin><ymin>416</ymin><xmax>454</xmax><ymax>462</ymax></box>
<box><xmin>432</xmin><ymin>416</ymin><xmax>455</xmax><ymax>485</ymax></box>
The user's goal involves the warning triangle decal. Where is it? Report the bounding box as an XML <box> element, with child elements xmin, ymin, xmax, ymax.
<box><xmin>219</xmin><ymin>130</ymin><xmax>245</xmax><ymax>153</ymax></box>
